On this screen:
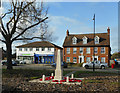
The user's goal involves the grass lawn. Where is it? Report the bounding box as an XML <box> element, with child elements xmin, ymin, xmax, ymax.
<box><xmin>2</xmin><ymin>69</ymin><xmax>119</xmax><ymax>92</ymax></box>
<box><xmin>73</xmin><ymin>71</ymin><xmax>118</xmax><ymax>78</ymax></box>
<box><xmin>2</xmin><ymin>69</ymin><xmax>72</xmax><ymax>80</ymax></box>
<box><xmin>73</xmin><ymin>70</ymin><xmax>119</xmax><ymax>91</ymax></box>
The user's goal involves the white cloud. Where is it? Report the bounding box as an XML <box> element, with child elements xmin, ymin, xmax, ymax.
<box><xmin>48</xmin><ymin>15</ymin><xmax>118</xmax><ymax>53</ymax></box>
<box><xmin>0</xmin><ymin>14</ymin><xmax>118</xmax><ymax>54</ymax></box>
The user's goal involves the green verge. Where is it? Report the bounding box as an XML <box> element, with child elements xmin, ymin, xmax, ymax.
<box><xmin>2</xmin><ymin>69</ymin><xmax>72</xmax><ymax>80</ymax></box>
<box><xmin>74</xmin><ymin>71</ymin><xmax>118</xmax><ymax>78</ymax></box>
<box><xmin>74</xmin><ymin>71</ymin><xmax>118</xmax><ymax>86</ymax></box>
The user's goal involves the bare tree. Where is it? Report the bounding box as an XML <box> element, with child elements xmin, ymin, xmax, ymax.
<box><xmin>0</xmin><ymin>0</ymin><xmax>49</xmax><ymax>69</ymax></box>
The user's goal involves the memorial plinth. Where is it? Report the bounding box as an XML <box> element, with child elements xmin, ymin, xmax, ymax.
<box><xmin>29</xmin><ymin>49</ymin><xmax>83</xmax><ymax>85</ymax></box>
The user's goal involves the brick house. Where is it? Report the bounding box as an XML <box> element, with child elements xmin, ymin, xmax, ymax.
<box><xmin>63</xmin><ymin>27</ymin><xmax>111</xmax><ymax>65</ymax></box>
<box><xmin>16</xmin><ymin>41</ymin><xmax>62</xmax><ymax>64</ymax></box>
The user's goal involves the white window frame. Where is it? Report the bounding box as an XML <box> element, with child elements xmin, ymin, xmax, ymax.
<box><xmin>19</xmin><ymin>48</ymin><xmax>22</xmax><ymax>51</ymax></box>
<box><xmin>24</xmin><ymin>48</ymin><xmax>27</xmax><ymax>51</ymax></box>
<box><xmin>72</xmin><ymin>37</ymin><xmax>77</xmax><ymax>44</ymax></box>
<box><xmin>94</xmin><ymin>47</ymin><xmax>98</xmax><ymax>54</ymax></box>
<box><xmin>36</xmin><ymin>48</ymin><xmax>39</xmax><ymax>51</ymax></box>
<box><xmin>86</xmin><ymin>47</ymin><xmax>90</xmax><ymax>54</ymax></box>
<box><xmin>67</xmin><ymin>57</ymin><xmax>70</xmax><ymax>62</ymax></box>
<box><xmin>101</xmin><ymin>47</ymin><xmax>105</xmax><ymax>54</ymax></box>
<box><xmin>101</xmin><ymin>57</ymin><xmax>105</xmax><ymax>63</ymax></box>
<box><xmin>29</xmin><ymin>48</ymin><xmax>33</xmax><ymax>51</ymax></box>
<box><xmin>73</xmin><ymin>57</ymin><xmax>77</xmax><ymax>63</ymax></box>
<box><xmin>95</xmin><ymin>36</ymin><xmax>99</xmax><ymax>44</ymax></box>
<box><xmin>41</xmin><ymin>47</ymin><xmax>45</xmax><ymax>51</ymax></box>
<box><xmin>73</xmin><ymin>48</ymin><xmax>77</xmax><ymax>54</ymax></box>
<box><xmin>80</xmin><ymin>47</ymin><xmax>83</xmax><ymax>54</ymax></box>
<box><xmin>67</xmin><ymin>48</ymin><xmax>70</xmax><ymax>54</ymax></box>
<box><xmin>86</xmin><ymin>57</ymin><xmax>91</xmax><ymax>62</ymax></box>
<box><xmin>82</xmin><ymin>36</ymin><xmax>88</xmax><ymax>44</ymax></box>
<box><xmin>48</xmin><ymin>47</ymin><xmax>51</xmax><ymax>51</ymax></box>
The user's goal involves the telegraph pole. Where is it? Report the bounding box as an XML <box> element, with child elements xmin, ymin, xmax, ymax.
<box><xmin>93</xmin><ymin>14</ymin><xmax>95</xmax><ymax>72</ymax></box>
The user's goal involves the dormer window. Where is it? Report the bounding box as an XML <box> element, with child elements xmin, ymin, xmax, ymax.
<box><xmin>94</xmin><ymin>36</ymin><xmax>100</xmax><ymax>44</ymax></box>
<box><xmin>82</xmin><ymin>36</ymin><xmax>88</xmax><ymax>44</ymax></box>
<box><xmin>72</xmin><ymin>36</ymin><xmax>77</xmax><ymax>44</ymax></box>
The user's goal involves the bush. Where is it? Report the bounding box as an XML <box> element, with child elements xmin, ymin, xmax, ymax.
<box><xmin>79</xmin><ymin>62</ymin><xmax>85</xmax><ymax>67</ymax></box>
<box><xmin>66</xmin><ymin>62</ymin><xmax>84</xmax><ymax>67</ymax></box>
<box><xmin>67</xmin><ymin>62</ymin><xmax>75</xmax><ymax>66</ymax></box>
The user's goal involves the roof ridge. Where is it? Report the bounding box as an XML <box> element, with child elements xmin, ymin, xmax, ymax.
<box><xmin>16</xmin><ymin>41</ymin><xmax>62</xmax><ymax>49</ymax></box>
<box><xmin>63</xmin><ymin>32</ymin><xmax>110</xmax><ymax>47</ymax></box>
<box><xmin>70</xmin><ymin>32</ymin><xmax>107</xmax><ymax>35</ymax></box>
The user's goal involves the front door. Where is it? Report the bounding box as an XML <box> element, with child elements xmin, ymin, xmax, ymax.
<box><xmin>94</xmin><ymin>58</ymin><xmax>97</xmax><ymax>61</ymax></box>
<box><xmin>93</xmin><ymin>56</ymin><xmax>98</xmax><ymax>61</ymax></box>
<box><xmin>93</xmin><ymin>57</ymin><xmax>99</xmax><ymax>68</ymax></box>
<box><xmin>79</xmin><ymin>58</ymin><xmax>82</xmax><ymax>63</ymax></box>
<box><xmin>79</xmin><ymin>56</ymin><xmax>84</xmax><ymax>63</ymax></box>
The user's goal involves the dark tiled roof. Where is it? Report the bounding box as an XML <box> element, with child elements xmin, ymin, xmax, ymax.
<box><xmin>63</xmin><ymin>33</ymin><xmax>110</xmax><ymax>47</ymax></box>
<box><xmin>16</xmin><ymin>41</ymin><xmax>62</xmax><ymax>49</ymax></box>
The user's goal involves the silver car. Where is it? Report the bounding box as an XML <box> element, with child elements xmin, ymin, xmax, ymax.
<box><xmin>82</xmin><ymin>61</ymin><xmax>108</xmax><ymax>69</ymax></box>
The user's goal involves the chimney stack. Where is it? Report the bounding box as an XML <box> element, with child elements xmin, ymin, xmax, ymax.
<box><xmin>66</xmin><ymin>29</ymin><xmax>69</xmax><ymax>36</ymax></box>
<box><xmin>107</xmin><ymin>27</ymin><xmax>110</xmax><ymax>35</ymax></box>
<box><xmin>107</xmin><ymin>27</ymin><xmax>110</xmax><ymax>45</ymax></box>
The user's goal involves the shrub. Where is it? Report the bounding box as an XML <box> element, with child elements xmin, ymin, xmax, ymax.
<box><xmin>79</xmin><ymin>62</ymin><xmax>84</xmax><ymax>67</ymax></box>
<box><xmin>66</xmin><ymin>62</ymin><xmax>85</xmax><ymax>67</ymax></box>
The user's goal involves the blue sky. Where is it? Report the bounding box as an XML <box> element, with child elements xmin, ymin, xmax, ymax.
<box><xmin>46</xmin><ymin>2</ymin><xmax>118</xmax><ymax>53</ymax></box>
<box><xmin>0</xmin><ymin>2</ymin><xmax>118</xmax><ymax>54</ymax></box>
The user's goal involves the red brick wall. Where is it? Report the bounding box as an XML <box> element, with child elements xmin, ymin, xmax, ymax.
<box><xmin>63</xmin><ymin>47</ymin><xmax>110</xmax><ymax>65</ymax></box>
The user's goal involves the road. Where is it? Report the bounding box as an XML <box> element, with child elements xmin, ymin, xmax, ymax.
<box><xmin>2</xmin><ymin>64</ymin><xmax>120</xmax><ymax>73</ymax></box>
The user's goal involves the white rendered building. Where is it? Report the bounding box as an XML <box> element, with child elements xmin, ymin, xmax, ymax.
<box><xmin>16</xmin><ymin>41</ymin><xmax>62</xmax><ymax>64</ymax></box>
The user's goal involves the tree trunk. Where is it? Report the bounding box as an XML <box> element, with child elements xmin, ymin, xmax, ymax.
<box><xmin>6</xmin><ymin>41</ymin><xmax>13</xmax><ymax>70</ymax></box>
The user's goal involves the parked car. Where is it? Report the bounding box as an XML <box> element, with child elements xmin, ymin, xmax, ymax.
<box><xmin>14</xmin><ymin>60</ymin><xmax>20</xmax><ymax>64</ymax></box>
<box><xmin>1</xmin><ymin>60</ymin><xmax>17</xmax><ymax>66</ymax></box>
<box><xmin>51</xmin><ymin>62</ymin><xmax>68</xmax><ymax>68</ymax></box>
<box><xmin>19</xmin><ymin>60</ymin><xmax>26</xmax><ymax>64</ymax></box>
<box><xmin>1</xmin><ymin>60</ymin><xmax>7</xmax><ymax>65</ymax></box>
<box><xmin>82</xmin><ymin>61</ymin><xmax>108</xmax><ymax>69</ymax></box>
<box><xmin>118</xmin><ymin>61</ymin><xmax>120</xmax><ymax>65</ymax></box>
<box><xmin>116</xmin><ymin>61</ymin><xmax>120</xmax><ymax>65</ymax></box>
<box><xmin>12</xmin><ymin>61</ymin><xmax>17</xmax><ymax>66</ymax></box>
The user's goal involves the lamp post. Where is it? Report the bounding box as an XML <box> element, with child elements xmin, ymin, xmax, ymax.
<box><xmin>93</xmin><ymin>14</ymin><xmax>95</xmax><ymax>72</ymax></box>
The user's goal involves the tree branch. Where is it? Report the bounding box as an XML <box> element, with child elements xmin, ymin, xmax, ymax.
<box><xmin>6</xmin><ymin>16</ymin><xmax>14</xmax><ymax>34</ymax></box>
<box><xmin>10</xmin><ymin>2</ymin><xmax>23</xmax><ymax>38</ymax></box>
<box><xmin>12</xmin><ymin>17</ymin><xmax>48</xmax><ymax>42</ymax></box>
<box><xmin>10</xmin><ymin>1</ymin><xmax>37</xmax><ymax>38</ymax></box>
<box><xmin>0</xmin><ymin>38</ymin><xmax>6</xmax><ymax>43</ymax></box>
<box><xmin>1</xmin><ymin>10</ymin><xmax>13</xmax><ymax>19</ymax></box>
<box><xmin>0</xmin><ymin>18</ymin><xmax>8</xmax><ymax>35</ymax></box>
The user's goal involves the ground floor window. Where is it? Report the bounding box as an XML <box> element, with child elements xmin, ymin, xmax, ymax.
<box><xmin>86</xmin><ymin>57</ymin><xmax>91</xmax><ymax>62</ymax></box>
<box><xmin>67</xmin><ymin>57</ymin><xmax>70</xmax><ymax>62</ymax></box>
<box><xmin>18</xmin><ymin>56</ymin><xmax>33</xmax><ymax>61</ymax></box>
<box><xmin>101</xmin><ymin>57</ymin><xmax>105</xmax><ymax>63</ymax></box>
<box><xmin>23</xmin><ymin>56</ymin><xmax>33</xmax><ymax>60</ymax></box>
<box><xmin>73</xmin><ymin>57</ymin><xmax>77</xmax><ymax>63</ymax></box>
<box><xmin>34</xmin><ymin>54</ymin><xmax>54</xmax><ymax>64</ymax></box>
<box><xmin>17</xmin><ymin>56</ymin><xmax>34</xmax><ymax>63</ymax></box>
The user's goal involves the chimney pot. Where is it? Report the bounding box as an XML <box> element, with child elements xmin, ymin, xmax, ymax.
<box><xmin>66</xmin><ymin>29</ymin><xmax>69</xmax><ymax>36</ymax></box>
<box><xmin>107</xmin><ymin>27</ymin><xmax>110</xmax><ymax>34</ymax></box>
